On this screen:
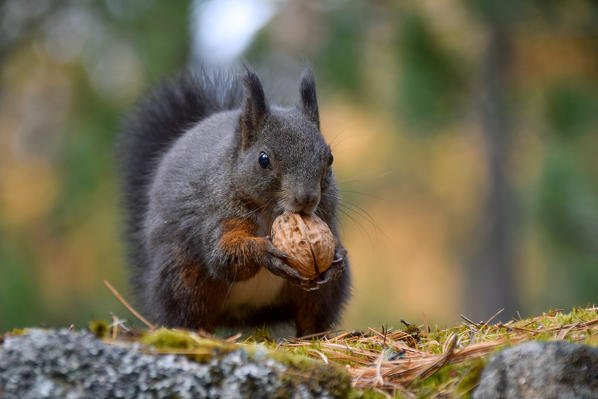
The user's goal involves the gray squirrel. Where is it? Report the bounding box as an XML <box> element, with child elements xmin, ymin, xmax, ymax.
<box><xmin>117</xmin><ymin>66</ymin><xmax>351</xmax><ymax>336</ymax></box>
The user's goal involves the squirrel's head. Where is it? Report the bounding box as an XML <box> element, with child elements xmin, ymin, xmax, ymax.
<box><xmin>234</xmin><ymin>67</ymin><xmax>334</xmax><ymax>216</ymax></box>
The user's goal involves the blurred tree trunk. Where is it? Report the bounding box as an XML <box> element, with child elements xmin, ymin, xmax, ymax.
<box><xmin>468</xmin><ymin>24</ymin><xmax>517</xmax><ymax>321</ymax></box>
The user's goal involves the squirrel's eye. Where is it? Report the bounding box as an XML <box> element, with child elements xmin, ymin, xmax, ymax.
<box><xmin>258</xmin><ymin>152</ymin><xmax>271</xmax><ymax>169</ymax></box>
<box><xmin>328</xmin><ymin>153</ymin><xmax>334</xmax><ymax>166</ymax></box>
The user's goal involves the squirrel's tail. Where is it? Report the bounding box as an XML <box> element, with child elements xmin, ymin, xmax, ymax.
<box><xmin>117</xmin><ymin>68</ymin><xmax>242</xmax><ymax>270</ymax></box>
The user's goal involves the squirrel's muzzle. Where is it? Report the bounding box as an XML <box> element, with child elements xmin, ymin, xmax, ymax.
<box><xmin>288</xmin><ymin>189</ymin><xmax>320</xmax><ymax>215</ymax></box>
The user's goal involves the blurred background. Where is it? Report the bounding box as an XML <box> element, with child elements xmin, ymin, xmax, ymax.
<box><xmin>1</xmin><ymin>0</ymin><xmax>597</xmax><ymax>332</ymax></box>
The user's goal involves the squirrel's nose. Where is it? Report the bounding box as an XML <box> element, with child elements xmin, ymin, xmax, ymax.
<box><xmin>292</xmin><ymin>191</ymin><xmax>320</xmax><ymax>215</ymax></box>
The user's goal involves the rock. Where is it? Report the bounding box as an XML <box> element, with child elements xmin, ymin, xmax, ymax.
<box><xmin>473</xmin><ymin>341</ymin><xmax>598</xmax><ymax>399</ymax></box>
<box><xmin>0</xmin><ymin>329</ymin><xmax>348</xmax><ymax>399</ymax></box>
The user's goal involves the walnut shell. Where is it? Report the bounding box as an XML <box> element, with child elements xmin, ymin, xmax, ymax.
<box><xmin>270</xmin><ymin>212</ymin><xmax>336</xmax><ymax>279</ymax></box>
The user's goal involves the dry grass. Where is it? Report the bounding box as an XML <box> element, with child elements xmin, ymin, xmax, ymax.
<box><xmin>278</xmin><ymin>306</ymin><xmax>598</xmax><ymax>396</ymax></box>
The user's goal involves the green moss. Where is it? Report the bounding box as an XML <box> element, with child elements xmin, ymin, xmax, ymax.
<box><xmin>427</xmin><ymin>326</ymin><xmax>464</xmax><ymax>354</ymax></box>
<box><xmin>245</xmin><ymin>325</ymin><xmax>275</xmax><ymax>343</ymax></box>
<box><xmin>277</xmin><ymin>361</ymin><xmax>352</xmax><ymax>398</ymax></box>
<box><xmin>455</xmin><ymin>358</ymin><xmax>488</xmax><ymax>396</ymax></box>
<box><xmin>403</xmin><ymin>356</ymin><xmax>490</xmax><ymax>398</ymax></box>
<box><xmin>141</xmin><ymin>328</ymin><xmax>238</xmax><ymax>362</ymax></box>
<box><xmin>346</xmin><ymin>389</ymin><xmax>388</xmax><ymax>399</ymax></box>
<box><xmin>1</xmin><ymin>327</ymin><xmax>27</xmax><ymax>345</ymax></box>
<box><xmin>88</xmin><ymin>320</ymin><xmax>109</xmax><ymax>339</ymax></box>
<box><xmin>271</xmin><ymin>350</ymin><xmax>313</xmax><ymax>369</ymax></box>
<box><xmin>533</xmin><ymin>332</ymin><xmax>554</xmax><ymax>342</ymax></box>
<box><xmin>7</xmin><ymin>328</ymin><xmax>26</xmax><ymax>336</ymax></box>
<box><xmin>141</xmin><ymin>328</ymin><xmax>198</xmax><ymax>349</ymax></box>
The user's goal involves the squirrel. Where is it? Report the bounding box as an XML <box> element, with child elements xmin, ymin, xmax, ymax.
<box><xmin>117</xmin><ymin>66</ymin><xmax>351</xmax><ymax>336</ymax></box>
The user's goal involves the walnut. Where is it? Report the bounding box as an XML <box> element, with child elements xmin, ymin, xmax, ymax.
<box><xmin>270</xmin><ymin>212</ymin><xmax>336</xmax><ymax>279</ymax></box>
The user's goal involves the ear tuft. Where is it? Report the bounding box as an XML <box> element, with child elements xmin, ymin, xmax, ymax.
<box><xmin>240</xmin><ymin>65</ymin><xmax>267</xmax><ymax>149</ymax></box>
<box><xmin>299</xmin><ymin>67</ymin><xmax>319</xmax><ymax>128</ymax></box>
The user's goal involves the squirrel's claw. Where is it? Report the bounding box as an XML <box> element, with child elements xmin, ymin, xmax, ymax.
<box><xmin>318</xmin><ymin>260</ymin><xmax>345</xmax><ymax>285</ymax></box>
<box><xmin>265</xmin><ymin>243</ymin><xmax>346</xmax><ymax>291</ymax></box>
<box><xmin>314</xmin><ymin>248</ymin><xmax>346</xmax><ymax>286</ymax></box>
<box><xmin>299</xmin><ymin>248</ymin><xmax>347</xmax><ymax>291</ymax></box>
<box><xmin>264</xmin><ymin>259</ymin><xmax>310</xmax><ymax>285</ymax></box>
<box><xmin>332</xmin><ymin>247</ymin><xmax>347</xmax><ymax>263</ymax></box>
<box><xmin>263</xmin><ymin>245</ymin><xmax>311</xmax><ymax>286</ymax></box>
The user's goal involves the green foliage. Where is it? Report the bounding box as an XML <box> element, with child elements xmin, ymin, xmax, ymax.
<box><xmin>396</xmin><ymin>12</ymin><xmax>463</xmax><ymax>132</ymax></box>
<box><xmin>315</xmin><ymin>1</ymin><xmax>365</xmax><ymax>94</ymax></box>
<box><xmin>535</xmin><ymin>148</ymin><xmax>598</xmax><ymax>304</ymax></box>
<box><xmin>0</xmin><ymin>235</ymin><xmax>41</xmax><ymax>331</ymax></box>
<box><xmin>102</xmin><ymin>0</ymin><xmax>192</xmax><ymax>81</ymax></box>
<box><xmin>545</xmin><ymin>82</ymin><xmax>598</xmax><ymax>140</ymax></box>
<box><xmin>463</xmin><ymin>0</ymin><xmax>529</xmax><ymax>25</ymax></box>
<box><xmin>537</xmin><ymin>149</ymin><xmax>598</xmax><ymax>251</ymax></box>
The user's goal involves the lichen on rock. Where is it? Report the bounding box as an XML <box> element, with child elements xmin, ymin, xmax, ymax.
<box><xmin>473</xmin><ymin>341</ymin><xmax>598</xmax><ymax>399</ymax></box>
<box><xmin>0</xmin><ymin>329</ymin><xmax>351</xmax><ymax>399</ymax></box>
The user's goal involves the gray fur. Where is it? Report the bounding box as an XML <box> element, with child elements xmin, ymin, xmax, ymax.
<box><xmin>118</xmin><ymin>67</ymin><xmax>350</xmax><ymax>333</ymax></box>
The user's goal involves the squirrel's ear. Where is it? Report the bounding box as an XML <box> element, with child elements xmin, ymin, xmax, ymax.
<box><xmin>299</xmin><ymin>67</ymin><xmax>319</xmax><ymax>128</ymax></box>
<box><xmin>240</xmin><ymin>66</ymin><xmax>268</xmax><ymax>149</ymax></box>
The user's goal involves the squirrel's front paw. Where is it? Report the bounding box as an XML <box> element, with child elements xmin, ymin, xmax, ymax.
<box><xmin>305</xmin><ymin>246</ymin><xmax>347</xmax><ymax>290</ymax></box>
<box><xmin>262</xmin><ymin>244</ymin><xmax>312</xmax><ymax>286</ymax></box>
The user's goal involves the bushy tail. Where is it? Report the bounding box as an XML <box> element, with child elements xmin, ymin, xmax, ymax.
<box><xmin>117</xmin><ymin>68</ymin><xmax>242</xmax><ymax>271</ymax></box>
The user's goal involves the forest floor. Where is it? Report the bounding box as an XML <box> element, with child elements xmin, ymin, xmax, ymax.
<box><xmin>53</xmin><ymin>305</ymin><xmax>596</xmax><ymax>398</ymax></box>
<box><xmin>4</xmin><ymin>280</ymin><xmax>597</xmax><ymax>399</ymax></box>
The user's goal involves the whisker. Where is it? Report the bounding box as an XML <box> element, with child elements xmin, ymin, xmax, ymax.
<box><xmin>339</xmin><ymin>201</ymin><xmax>381</xmax><ymax>234</ymax></box>
<box><xmin>336</xmin><ymin>188</ymin><xmax>380</xmax><ymax>200</ymax></box>
<box><xmin>335</xmin><ymin>171</ymin><xmax>393</xmax><ymax>185</ymax></box>
<box><xmin>231</xmin><ymin>199</ymin><xmax>275</xmax><ymax>227</ymax></box>
<box><xmin>320</xmin><ymin>189</ymin><xmax>386</xmax><ymax>245</ymax></box>
<box><xmin>335</xmin><ymin>206</ymin><xmax>376</xmax><ymax>246</ymax></box>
